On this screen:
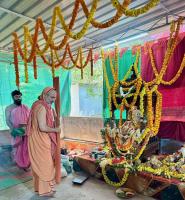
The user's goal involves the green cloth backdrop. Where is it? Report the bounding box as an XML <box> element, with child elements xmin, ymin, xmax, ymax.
<box><xmin>0</xmin><ymin>52</ymin><xmax>71</xmax><ymax>130</ymax></box>
<box><xmin>103</xmin><ymin>49</ymin><xmax>141</xmax><ymax>121</ymax></box>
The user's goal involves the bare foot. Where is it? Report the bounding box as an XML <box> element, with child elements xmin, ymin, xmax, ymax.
<box><xmin>39</xmin><ymin>191</ymin><xmax>54</xmax><ymax>197</ymax></box>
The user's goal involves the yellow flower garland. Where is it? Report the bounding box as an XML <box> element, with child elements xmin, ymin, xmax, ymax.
<box><xmin>56</xmin><ymin>0</ymin><xmax>98</xmax><ymax>40</ymax></box>
<box><xmin>100</xmin><ymin>158</ymin><xmax>130</xmax><ymax>187</ymax></box>
<box><xmin>100</xmin><ymin>17</ymin><xmax>184</xmax><ymax>187</ymax></box>
<box><xmin>102</xmin><ymin>48</ymin><xmax>113</xmax><ymax>117</ymax></box>
<box><xmin>102</xmin><ymin>166</ymin><xmax>129</xmax><ymax>187</ymax></box>
<box><xmin>149</xmin><ymin>47</ymin><xmax>185</xmax><ymax>86</ymax></box>
<box><xmin>139</xmin><ymin>87</ymin><xmax>145</xmax><ymax>117</ymax></box>
<box><xmin>23</xmin><ymin>26</ymin><xmax>29</xmax><ymax>83</ymax></box>
<box><xmin>138</xmin><ymin>164</ymin><xmax>185</xmax><ymax>181</ymax></box>
<box><xmin>145</xmin><ymin>17</ymin><xmax>183</xmax><ymax>87</ymax></box>
<box><xmin>112</xmin><ymin>0</ymin><xmax>160</xmax><ymax>17</ymax></box>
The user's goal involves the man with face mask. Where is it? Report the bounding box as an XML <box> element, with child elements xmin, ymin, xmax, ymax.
<box><xmin>5</xmin><ymin>90</ymin><xmax>30</xmax><ymax>169</ymax></box>
<box><xmin>26</xmin><ymin>87</ymin><xmax>61</xmax><ymax>197</ymax></box>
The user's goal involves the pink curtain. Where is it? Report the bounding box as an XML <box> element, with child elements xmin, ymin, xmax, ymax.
<box><xmin>141</xmin><ymin>34</ymin><xmax>185</xmax><ymax>141</ymax></box>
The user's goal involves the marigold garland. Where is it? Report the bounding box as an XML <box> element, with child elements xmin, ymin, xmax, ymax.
<box><xmin>13</xmin><ymin>40</ymin><xmax>20</xmax><ymax>87</ymax></box>
<box><xmin>56</xmin><ymin>0</ymin><xmax>98</xmax><ymax>40</ymax></box>
<box><xmin>102</xmin><ymin>165</ymin><xmax>130</xmax><ymax>187</ymax></box>
<box><xmin>81</xmin><ymin>0</ymin><xmax>130</xmax><ymax>29</ymax></box>
<box><xmin>139</xmin><ymin>87</ymin><xmax>145</xmax><ymax>117</ymax></box>
<box><xmin>112</xmin><ymin>0</ymin><xmax>160</xmax><ymax>17</ymax></box>
<box><xmin>12</xmin><ymin>0</ymin><xmax>161</xmax><ymax>87</ymax></box>
<box><xmin>138</xmin><ymin>163</ymin><xmax>185</xmax><ymax>181</ymax></box>
<box><xmin>33</xmin><ymin>55</ymin><xmax>37</xmax><ymax>79</ymax></box>
<box><xmin>149</xmin><ymin>44</ymin><xmax>185</xmax><ymax>86</ymax></box>
<box><xmin>80</xmin><ymin>47</ymin><xmax>83</xmax><ymax>79</ymax></box>
<box><xmin>100</xmin><ymin>16</ymin><xmax>184</xmax><ymax>188</ymax></box>
<box><xmin>102</xmin><ymin>48</ymin><xmax>112</xmax><ymax>117</ymax></box>
<box><xmin>145</xmin><ymin>17</ymin><xmax>183</xmax><ymax>87</ymax></box>
<box><xmin>24</xmin><ymin>26</ymin><xmax>29</xmax><ymax>83</ymax></box>
<box><xmin>108</xmin><ymin>54</ymin><xmax>117</xmax><ymax>81</ymax></box>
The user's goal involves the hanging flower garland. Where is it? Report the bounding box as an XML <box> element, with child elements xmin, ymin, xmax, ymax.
<box><xmin>12</xmin><ymin>0</ymin><xmax>160</xmax><ymax>87</ymax></box>
<box><xmin>81</xmin><ymin>0</ymin><xmax>130</xmax><ymax>29</ymax></box>
<box><xmin>102</xmin><ymin>48</ymin><xmax>113</xmax><ymax>117</ymax></box>
<box><xmin>13</xmin><ymin>40</ymin><xmax>20</xmax><ymax>87</ymax></box>
<box><xmin>149</xmin><ymin>45</ymin><xmax>185</xmax><ymax>86</ymax></box>
<box><xmin>108</xmin><ymin>53</ymin><xmax>117</xmax><ymax>81</ymax></box>
<box><xmin>23</xmin><ymin>26</ymin><xmax>29</xmax><ymax>83</ymax></box>
<box><xmin>139</xmin><ymin>87</ymin><xmax>145</xmax><ymax>117</ymax></box>
<box><xmin>68</xmin><ymin>44</ymin><xmax>92</xmax><ymax>69</ymax></box>
<box><xmin>112</xmin><ymin>0</ymin><xmax>160</xmax><ymax>17</ymax></box>
<box><xmin>110</xmin><ymin>50</ymin><xmax>141</xmax><ymax>111</ymax></box>
<box><xmin>152</xmin><ymin>89</ymin><xmax>162</xmax><ymax>135</ymax></box>
<box><xmin>27</xmin><ymin>34</ymin><xmax>93</xmax><ymax>74</ymax></box>
<box><xmin>138</xmin><ymin>161</ymin><xmax>185</xmax><ymax>181</ymax></box>
<box><xmin>56</xmin><ymin>0</ymin><xmax>98</xmax><ymax>40</ymax></box>
<box><xmin>145</xmin><ymin>17</ymin><xmax>183</xmax><ymax>87</ymax></box>
<box><xmin>100</xmin><ymin>17</ymin><xmax>184</xmax><ymax>188</ymax></box>
<box><xmin>101</xmin><ymin>163</ymin><xmax>130</xmax><ymax>187</ymax></box>
<box><xmin>47</xmin><ymin>0</ymin><xmax>80</xmax><ymax>51</ymax></box>
<box><xmin>33</xmin><ymin>55</ymin><xmax>37</xmax><ymax>79</ymax></box>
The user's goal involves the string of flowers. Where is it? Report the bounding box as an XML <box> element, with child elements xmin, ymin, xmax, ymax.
<box><xmin>112</xmin><ymin>0</ymin><xmax>160</xmax><ymax>17</ymax></box>
<box><xmin>145</xmin><ymin>17</ymin><xmax>183</xmax><ymax>87</ymax></box>
<box><xmin>13</xmin><ymin>40</ymin><xmax>20</xmax><ymax>87</ymax></box>
<box><xmin>46</xmin><ymin>0</ymin><xmax>80</xmax><ymax>51</ymax></box>
<box><xmin>33</xmin><ymin>55</ymin><xmax>37</xmax><ymax>79</ymax></box>
<box><xmin>23</xmin><ymin>26</ymin><xmax>29</xmax><ymax>83</ymax></box>
<box><xmin>114</xmin><ymin>44</ymin><xmax>119</xmax><ymax>80</ymax></box>
<box><xmin>102</xmin><ymin>48</ymin><xmax>113</xmax><ymax>117</ymax></box>
<box><xmin>12</xmin><ymin>0</ymin><xmax>160</xmax><ymax>86</ymax></box>
<box><xmin>152</xmin><ymin>89</ymin><xmax>162</xmax><ymax>135</ymax></box>
<box><xmin>145</xmin><ymin>86</ymin><xmax>153</xmax><ymax>128</ymax></box>
<box><xmin>149</xmin><ymin>47</ymin><xmax>185</xmax><ymax>86</ymax></box>
<box><xmin>134</xmin><ymin>133</ymin><xmax>150</xmax><ymax>161</ymax></box>
<box><xmin>109</xmin><ymin>52</ymin><xmax>117</xmax><ymax>81</ymax></box>
<box><xmin>124</xmin><ymin>77</ymin><xmax>142</xmax><ymax>108</ymax></box>
<box><xmin>80</xmin><ymin>47</ymin><xmax>83</xmax><ymax>79</ymax></box>
<box><xmin>119</xmin><ymin>102</ymin><xmax>125</xmax><ymax>127</ymax></box>
<box><xmin>56</xmin><ymin>0</ymin><xmax>98</xmax><ymax>40</ymax></box>
<box><xmin>100</xmin><ymin>18</ymin><xmax>184</xmax><ymax>188</ymax></box>
<box><xmin>138</xmin><ymin>164</ymin><xmax>185</xmax><ymax>181</ymax></box>
<box><xmin>67</xmin><ymin>44</ymin><xmax>92</xmax><ymax>69</ymax></box>
<box><xmin>81</xmin><ymin>0</ymin><xmax>130</xmax><ymax>29</ymax></box>
<box><xmin>101</xmin><ymin>164</ymin><xmax>130</xmax><ymax>187</ymax></box>
<box><xmin>139</xmin><ymin>87</ymin><xmax>145</xmax><ymax>117</ymax></box>
<box><xmin>27</xmin><ymin>31</ymin><xmax>92</xmax><ymax>71</ymax></box>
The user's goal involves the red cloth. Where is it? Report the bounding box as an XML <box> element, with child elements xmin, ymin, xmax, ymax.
<box><xmin>158</xmin><ymin>121</ymin><xmax>185</xmax><ymax>142</ymax></box>
<box><xmin>141</xmin><ymin>35</ymin><xmax>185</xmax><ymax>141</ymax></box>
<box><xmin>141</xmin><ymin>35</ymin><xmax>185</xmax><ymax>120</ymax></box>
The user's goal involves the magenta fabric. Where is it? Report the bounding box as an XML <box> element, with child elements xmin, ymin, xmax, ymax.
<box><xmin>10</xmin><ymin>105</ymin><xmax>30</xmax><ymax>128</ymax></box>
<box><xmin>141</xmin><ymin>35</ymin><xmax>185</xmax><ymax>89</ymax></box>
<box><xmin>141</xmin><ymin>35</ymin><xmax>185</xmax><ymax>120</ymax></box>
<box><xmin>141</xmin><ymin>35</ymin><xmax>185</xmax><ymax>141</ymax></box>
<box><xmin>158</xmin><ymin>121</ymin><xmax>185</xmax><ymax>142</ymax></box>
<box><xmin>14</xmin><ymin>136</ymin><xmax>30</xmax><ymax>168</ymax></box>
<box><xmin>10</xmin><ymin>104</ymin><xmax>30</xmax><ymax>169</ymax></box>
